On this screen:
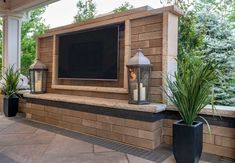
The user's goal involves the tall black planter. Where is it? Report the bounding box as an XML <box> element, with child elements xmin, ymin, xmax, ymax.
<box><xmin>173</xmin><ymin>120</ymin><xmax>203</xmax><ymax>163</ymax></box>
<box><xmin>3</xmin><ymin>96</ymin><xmax>19</xmax><ymax>117</ymax></box>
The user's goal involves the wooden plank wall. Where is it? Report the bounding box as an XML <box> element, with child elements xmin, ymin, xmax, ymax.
<box><xmin>38</xmin><ymin>14</ymin><xmax>163</xmax><ymax>102</ymax></box>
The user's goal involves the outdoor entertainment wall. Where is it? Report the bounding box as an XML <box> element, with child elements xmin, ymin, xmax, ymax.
<box><xmin>36</xmin><ymin>6</ymin><xmax>180</xmax><ymax>103</ymax></box>
<box><xmin>2</xmin><ymin>5</ymin><xmax>234</xmax><ymax>159</ymax></box>
<box><xmin>19</xmin><ymin>5</ymin><xmax>182</xmax><ymax>150</ymax></box>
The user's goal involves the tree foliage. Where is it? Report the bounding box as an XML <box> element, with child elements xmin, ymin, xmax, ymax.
<box><xmin>161</xmin><ymin>0</ymin><xmax>205</xmax><ymax>62</ymax></box>
<box><xmin>163</xmin><ymin>0</ymin><xmax>235</xmax><ymax>106</ymax></box>
<box><xmin>74</xmin><ymin>0</ymin><xmax>96</xmax><ymax>22</ymax></box>
<box><xmin>196</xmin><ymin>3</ymin><xmax>235</xmax><ymax>105</ymax></box>
<box><xmin>228</xmin><ymin>3</ymin><xmax>235</xmax><ymax>22</ymax></box>
<box><xmin>178</xmin><ymin>11</ymin><xmax>204</xmax><ymax>61</ymax></box>
<box><xmin>21</xmin><ymin>7</ymin><xmax>48</xmax><ymax>75</ymax></box>
<box><xmin>113</xmin><ymin>1</ymin><xmax>134</xmax><ymax>13</ymax></box>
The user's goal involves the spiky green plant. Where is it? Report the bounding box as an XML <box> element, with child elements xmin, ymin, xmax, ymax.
<box><xmin>166</xmin><ymin>54</ymin><xmax>218</xmax><ymax>125</ymax></box>
<box><xmin>1</xmin><ymin>66</ymin><xmax>20</xmax><ymax>97</ymax></box>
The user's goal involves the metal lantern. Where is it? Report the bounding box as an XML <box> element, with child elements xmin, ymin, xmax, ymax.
<box><xmin>29</xmin><ymin>59</ymin><xmax>48</xmax><ymax>94</ymax></box>
<box><xmin>127</xmin><ymin>49</ymin><xmax>152</xmax><ymax>104</ymax></box>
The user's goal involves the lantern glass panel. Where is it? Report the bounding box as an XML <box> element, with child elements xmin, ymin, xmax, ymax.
<box><xmin>34</xmin><ymin>71</ymin><xmax>43</xmax><ymax>92</ymax></box>
<box><xmin>29</xmin><ymin>69</ymin><xmax>47</xmax><ymax>93</ymax></box>
<box><xmin>128</xmin><ymin>67</ymin><xmax>138</xmax><ymax>103</ymax></box>
<box><xmin>30</xmin><ymin>70</ymin><xmax>35</xmax><ymax>92</ymax></box>
<box><xmin>139</xmin><ymin>66</ymin><xmax>150</xmax><ymax>102</ymax></box>
<box><xmin>42</xmin><ymin>70</ymin><xmax>47</xmax><ymax>92</ymax></box>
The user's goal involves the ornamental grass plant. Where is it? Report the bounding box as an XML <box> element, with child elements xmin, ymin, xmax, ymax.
<box><xmin>166</xmin><ymin>54</ymin><xmax>218</xmax><ymax>125</ymax></box>
<box><xmin>1</xmin><ymin>66</ymin><xmax>20</xmax><ymax>97</ymax></box>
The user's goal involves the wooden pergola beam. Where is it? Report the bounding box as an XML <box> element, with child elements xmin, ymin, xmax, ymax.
<box><xmin>0</xmin><ymin>0</ymin><xmax>60</xmax><ymax>14</ymax></box>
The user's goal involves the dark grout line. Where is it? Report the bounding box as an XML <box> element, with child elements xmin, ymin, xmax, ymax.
<box><xmin>125</xmin><ymin>154</ymin><xmax>130</xmax><ymax>163</ymax></box>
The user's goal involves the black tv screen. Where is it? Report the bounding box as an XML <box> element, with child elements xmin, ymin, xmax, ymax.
<box><xmin>58</xmin><ymin>24</ymin><xmax>120</xmax><ymax>80</ymax></box>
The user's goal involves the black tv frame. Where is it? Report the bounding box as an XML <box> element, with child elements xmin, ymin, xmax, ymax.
<box><xmin>57</xmin><ymin>23</ymin><xmax>123</xmax><ymax>81</ymax></box>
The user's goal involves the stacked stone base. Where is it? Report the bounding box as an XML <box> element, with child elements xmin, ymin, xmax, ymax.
<box><xmin>20</xmin><ymin>101</ymin><xmax>162</xmax><ymax>150</ymax></box>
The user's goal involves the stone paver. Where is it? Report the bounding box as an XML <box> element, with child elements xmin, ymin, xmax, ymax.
<box><xmin>1</xmin><ymin>144</ymin><xmax>48</xmax><ymax>163</ymax></box>
<box><xmin>94</xmin><ymin>145</ymin><xmax>114</xmax><ymax>153</ymax></box>
<box><xmin>0</xmin><ymin>123</ymin><xmax>37</xmax><ymax>134</ymax></box>
<box><xmin>0</xmin><ymin>114</ymin><xmax>232</xmax><ymax>163</ymax></box>
<box><xmin>41</xmin><ymin>134</ymin><xmax>93</xmax><ymax>156</ymax></box>
<box><xmin>0</xmin><ymin>133</ymin><xmax>33</xmax><ymax>146</ymax></box>
<box><xmin>127</xmin><ymin>154</ymin><xmax>155</xmax><ymax>163</ymax></box>
<box><xmin>41</xmin><ymin>152</ymin><xmax>129</xmax><ymax>163</ymax></box>
<box><xmin>162</xmin><ymin>155</ymin><xmax>212</xmax><ymax>163</ymax></box>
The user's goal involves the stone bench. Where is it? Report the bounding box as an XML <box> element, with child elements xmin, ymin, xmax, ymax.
<box><xmin>21</xmin><ymin>93</ymin><xmax>167</xmax><ymax>150</ymax></box>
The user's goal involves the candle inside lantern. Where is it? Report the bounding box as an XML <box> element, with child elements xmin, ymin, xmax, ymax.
<box><xmin>140</xmin><ymin>86</ymin><xmax>146</xmax><ymax>101</ymax></box>
<box><xmin>133</xmin><ymin>89</ymin><xmax>138</xmax><ymax>101</ymax></box>
<box><xmin>133</xmin><ymin>83</ymin><xmax>146</xmax><ymax>101</ymax></box>
<box><xmin>35</xmin><ymin>80</ymin><xmax>42</xmax><ymax>91</ymax></box>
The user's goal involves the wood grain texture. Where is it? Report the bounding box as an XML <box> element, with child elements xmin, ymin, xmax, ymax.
<box><xmin>124</xmin><ymin>19</ymin><xmax>131</xmax><ymax>89</ymax></box>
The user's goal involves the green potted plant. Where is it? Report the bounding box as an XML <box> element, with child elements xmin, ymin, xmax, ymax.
<box><xmin>1</xmin><ymin>66</ymin><xmax>20</xmax><ymax>117</ymax></box>
<box><xmin>166</xmin><ymin>54</ymin><xmax>218</xmax><ymax>163</ymax></box>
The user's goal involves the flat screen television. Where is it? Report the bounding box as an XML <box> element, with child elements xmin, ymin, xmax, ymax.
<box><xmin>58</xmin><ymin>24</ymin><xmax>122</xmax><ymax>80</ymax></box>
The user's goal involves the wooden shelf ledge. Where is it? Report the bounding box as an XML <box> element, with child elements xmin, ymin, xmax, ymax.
<box><xmin>23</xmin><ymin>93</ymin><xmax>166</xmax><ymax>113</ymax></box>
<box><xmin>51</xmin><ymin>85</ymin><xmax>128</xmax><ymax>94</ymax></box>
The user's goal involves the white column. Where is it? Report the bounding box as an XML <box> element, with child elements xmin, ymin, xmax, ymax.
<box><xmin>162</xmin><ymin>11</ymin><xmax>179</xmax><ymax>104</ymax></box>
<box><xmin>2</xmin><ymin>14</ymin><xmax>22</xmax><ymax>71</ymax></box>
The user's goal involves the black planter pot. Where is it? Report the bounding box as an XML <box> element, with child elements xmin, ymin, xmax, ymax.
<box><xmin>3</xmin><ymin>96</ymin><xmax>19</xmax><ymax>117</ymax></box>
<box><xmin>173</xmin><ymin>120</ymin><xmax>203</xmax><ymax>163</ymax></box>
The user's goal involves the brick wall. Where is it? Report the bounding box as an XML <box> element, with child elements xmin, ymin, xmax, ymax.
<box><xmin>130</xmin><ymin>15</ymin><xmax>163</xmax><ymax>103</ymax></box>
<box><xmin>22</xmin><ymin>101</ymin><xmax>163</xmax><ymax>150</ymax></box>
<box><xmin>19</xmin><ymin>100</ymin><xmax>235</xmax><ymax>158</ymax></box>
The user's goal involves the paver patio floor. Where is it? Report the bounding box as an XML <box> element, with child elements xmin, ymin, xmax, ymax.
<box><xmin>0</xmin><ymin>113</ymin><xmax>233</xmax><ymax>163</ymax></box>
